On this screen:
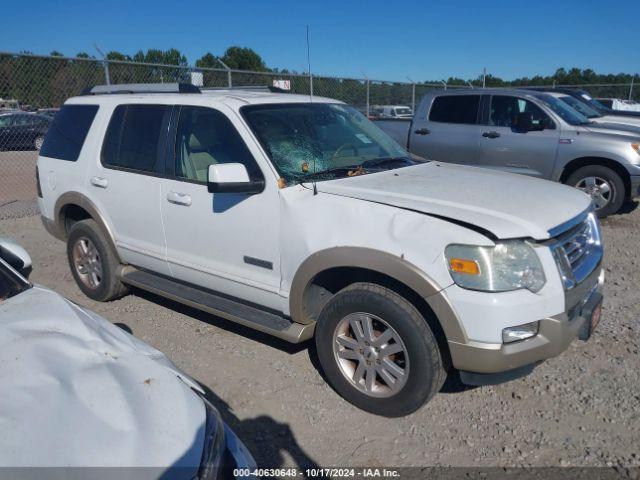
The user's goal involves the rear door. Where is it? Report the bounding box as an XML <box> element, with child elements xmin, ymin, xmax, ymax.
<box><xmin>478</xmin><ymin>95</ymin><xmax>560</xmax><ymax>178</ymax></box>
<box><xmin>409</xmin><ymin>94</ymin><xmax>481</xmax><ymax>164</ymax></box>
<box><xmin>86</xmin><ymin>103</ymin><xmax>171</xmax><ymax>276</ymax></box>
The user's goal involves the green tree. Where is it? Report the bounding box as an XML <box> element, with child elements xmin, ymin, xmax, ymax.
<box><xmin>220</xmin><ymin>47</ymin><xmax>267</xmax><ymax>72</ymax></box>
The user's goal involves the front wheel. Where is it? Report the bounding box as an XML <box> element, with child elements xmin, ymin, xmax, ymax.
<box><xmin>566</xmin><ymin>165</ymin><xmax>625</xmax><ymax>218</ymax></box>
<box><xmin>315</xmin><ymin>282</ymin><xmax>445</xmax><ymax>417</ymax></box>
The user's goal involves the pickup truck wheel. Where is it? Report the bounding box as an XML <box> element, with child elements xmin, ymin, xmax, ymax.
<box><xmin>566</xmin><ymin>165</ymin><xmax>625</xmax><ymax>218</ymax></box>
<box><xmin>315</xmin><ymin>282</ymin><xmax>445</xmax><ymax>417</ymax></box>
<box><xmin>67</xmin><ymin>219</ymin><xmax>128</xmax><ymax>302</ymax></box>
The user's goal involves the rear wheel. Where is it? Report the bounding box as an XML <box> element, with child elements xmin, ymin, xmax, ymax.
<box><xmin>67</xmin><ymin>219</ymin><xmax>128</xmax><ymax>301</ymax></box>
<box><xmin>315</xmin><ymin>282</ymin><xmax>445</xmax><ymax>417</ymax></box>
<box><xmin>566</xmin><ymin>165</ymin><xmax>625</xmax><ymax>218</ymax></box>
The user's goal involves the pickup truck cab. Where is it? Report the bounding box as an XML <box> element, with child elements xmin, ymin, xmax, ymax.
<box><xmin>382</xmin><ymin>89</ymin><xmax>640</xmax><ymax>217</ymax></box>
<box><xmin>38</xmin><ymin>84</ymin><xmax>604</xmax><ymax>416</ymax></box>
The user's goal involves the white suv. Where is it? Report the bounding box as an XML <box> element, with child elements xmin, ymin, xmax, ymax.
<box><xmin>38</xmin><ymin>83</ymin><xmax>604</xmax><ymax>417</ymax></box>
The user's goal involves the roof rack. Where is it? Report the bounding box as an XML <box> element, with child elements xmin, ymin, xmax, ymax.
<box><xmin>81</xmin><ymin>83</ymin><xmax>201</xmax><ymax>95</ymax></box>
<box><xmin>200</xmin><ymin>85</ymin><xmax>289</xmax><ymax>93</ymax></box>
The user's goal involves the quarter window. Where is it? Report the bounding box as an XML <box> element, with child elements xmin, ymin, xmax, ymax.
<box><xmin>174</xmin><ymin>106</ymin><xmax>261</xmax><ymax>182</ymax></box>
<box><xmin>40</xmin><ymin>105</ymin><xmax>98</xmax><ymax>161</ymax></box>
<box><xmin>429</xmin><ymin>95</ymin><xmax>480</xmax><ymax>124</ymax></box>
<box><xmin>102</xmin><ymin>104</ymin><xmax>169</xmax><ymax>173</ymax></box>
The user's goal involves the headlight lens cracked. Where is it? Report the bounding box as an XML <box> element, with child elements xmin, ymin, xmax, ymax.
<box><xmin>445</xmin><ymin>240</ymin><xmax>546</xmax><ymax>293</ymax></box>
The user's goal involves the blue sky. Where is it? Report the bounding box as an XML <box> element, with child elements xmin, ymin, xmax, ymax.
<box><xmin>2</xmin><ymin>0</ymin><xmax>638</xmax><ymax>82</ymax></box>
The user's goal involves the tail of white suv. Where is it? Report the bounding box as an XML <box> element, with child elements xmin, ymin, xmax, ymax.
<box><xmin>38</xmin><ymin>84</ymin><xmax>605</xmax><ymax>416</ymax></box>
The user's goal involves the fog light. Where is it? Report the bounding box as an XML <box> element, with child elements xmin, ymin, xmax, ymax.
<box><xmin>502</xmin><ymin>321</ymin><xmax>539</xmax><ymax>343</ymax></box>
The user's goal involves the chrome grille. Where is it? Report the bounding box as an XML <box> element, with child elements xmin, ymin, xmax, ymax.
<box><xmin>551</xmin><ymin>213</ymin><xmax>603</xmax><ymax>290</ymax></box>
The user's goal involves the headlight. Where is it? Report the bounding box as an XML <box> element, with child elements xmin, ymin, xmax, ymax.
<box><xmin>445</xmin><ymin>240</ymin><xmax>546</xmax><ymax>293</ymax></box>
<box><xmin>197</xmin><ymin>396</ymin><xmax>226</xmax><ymax>480</ymax></box>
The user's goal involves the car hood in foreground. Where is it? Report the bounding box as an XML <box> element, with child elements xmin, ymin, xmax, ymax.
<box><xmin>316</xmin><ymin>162</ymin><xmax>591</xmax><ymax>240</ymax></box>
<box><xmin>0</xmin><ymin>286</ymin><xmax>204</xmax><ymax>476</ymax></box>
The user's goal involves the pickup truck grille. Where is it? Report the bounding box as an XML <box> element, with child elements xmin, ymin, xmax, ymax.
<box><xmin>551</xmin><ymin>213</ymin><xmax>603</xmax><ymax>290</ymax></box>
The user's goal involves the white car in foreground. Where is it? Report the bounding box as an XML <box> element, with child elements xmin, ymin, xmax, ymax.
<box><xmin>0</xmin><ymin>238</ymin><xmax>255</xmax><ymax>478</ymax></box>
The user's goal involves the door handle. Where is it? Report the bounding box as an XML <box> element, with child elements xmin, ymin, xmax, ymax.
<box><xmin>167</xmin><ymin>191</ymin><xmax>192</xmax><ymax>206</ymax></box>
<box><xmin>414</xmin><ymin>128</ymin><xmax>430</xmax><ymax>135</ymax></box>
<box><xmin>482</xmin><ymin>131</ymin><xmax>501</xmax><ymax>139</ymax></box>
<box><xmin>90</xmin><ymin>176</ymin><xmax>108</xmax><ymax>188</ymax></box>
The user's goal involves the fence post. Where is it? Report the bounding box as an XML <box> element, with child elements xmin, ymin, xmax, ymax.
<box><xmin>411</xmin><ymin>83</ymin><xmax>416</xmax><ymax>112</ymax></box>
<box><xmin>366</xmin><ymin>79</ymin><xmax>370</xmax><ymax>116</ymax></box>
<box><xmin>217</xmin><ymin>58</ymin><xmax>232</xmax><ymax>88</ymax></box>
<box><xmin>103</xmin><ymin>59</ymin><xmax>111</xmax><ymax>85</ymax></box>
<box><xmin>629</xmin><ymin>77</ymin><xmax>635</xmax><ymax>102</ymax></box>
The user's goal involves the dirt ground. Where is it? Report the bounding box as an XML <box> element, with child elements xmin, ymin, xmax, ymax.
<box><xmin>1</xmin><ymin>203</ymin><xmax>639</xmax><ymax>470</ymax></box>
<box><xmin>0</xmin><ymin>151</ymin><xmax>37</xmax><ymax>204</ymax></box>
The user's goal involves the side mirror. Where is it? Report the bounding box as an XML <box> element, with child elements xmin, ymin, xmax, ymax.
<box><xmin>514</xmin><ymin>112</ymin><xmax>534</xmax><ymax>131</ymax></box>
<box><xmin>207</xmin><ymin>163</ymin><xmax>264</xmax><ymax>194</ymax></box>
<box><xmin>0</xmin><ymin>238</ymin><xmax>32</xmax><ymax>279</ymax></box>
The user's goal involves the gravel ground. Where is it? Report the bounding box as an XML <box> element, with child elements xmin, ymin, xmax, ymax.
<box><xmin>1</xmin><ymin>205</ymin><xmax>639</xmax><ymax>470</ymax></box>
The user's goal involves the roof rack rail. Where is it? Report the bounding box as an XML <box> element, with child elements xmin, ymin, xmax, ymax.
<box><xmin>81</xmin><ymin>83</ymin><xmax>201</xmax><ymax>95</ymax></box>
<box><xmin>200</xmin><ymin>86</ymin><xmax>289</xmax><ymax>93</ymax></box>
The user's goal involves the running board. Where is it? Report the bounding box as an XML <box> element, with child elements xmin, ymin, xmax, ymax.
<box><xmin>119</xmin><ymin>267</ymin><xmax>315</xmax><ymax>343</ymax></box>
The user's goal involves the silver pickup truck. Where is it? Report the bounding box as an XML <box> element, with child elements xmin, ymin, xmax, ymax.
<box><xmin>376</xmin><ymin>89</ymin><xmax>640</xmax><ymax>217</ymax></box>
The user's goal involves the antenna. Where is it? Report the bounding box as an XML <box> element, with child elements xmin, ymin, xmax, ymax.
<box><xmin>306</xmin><ymin>25</ymin><xmax>313</xmax><ymax>103</ymax></box>
<box><xmin>306</xmin><ymin>24</ymin><xmax>317</xmax><ymax>195</ymax></box>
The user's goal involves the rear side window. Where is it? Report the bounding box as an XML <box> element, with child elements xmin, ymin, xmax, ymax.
<box><xmin>102</xmin><ymin>104</ymin><xmax>169</xmax><ymax>173</ymax></box>
<box><xmin>429</xmin><ymin>95</ymin><xmax>480</xmax><ymax>124</ymax></box>
<box><xmin>40</xmin><ymin>105</ymin><xmax>98</xmax><ymax>161</ymax></box>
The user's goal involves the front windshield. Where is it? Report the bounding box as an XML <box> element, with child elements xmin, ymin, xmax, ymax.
<box><xmin>0</xmin><ymin>259</ymin><xmax>30</xmax><ymax>302</ymax></box>
<box><xmin>242</xmin><ymin>103</ymin><xmax>414</xmax><ymax>184</ymax></box>
<box><xmin>534</xmin><ymin>94</ymin><xmax>591</xmax><ymax>126</ymax></box>
<box><xmin>559</xmin><ymin>95</ymin><xmax>601</xmax><ymax>119</ymax></box>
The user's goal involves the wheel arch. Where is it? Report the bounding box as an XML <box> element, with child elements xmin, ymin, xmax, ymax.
<box><xmin>560</xmin><ymin>157</ymin><xmax>631</xmax><ymax>198</ymax></box>
<box><xmin>289</xmin><ymin>247</ymin><xmax>467</xmax><ymax>359</ymax></box>
<box><xmin>53</xmin><ymin>192</ymin><xmax>120</xmax><ymax>260</ymax></box>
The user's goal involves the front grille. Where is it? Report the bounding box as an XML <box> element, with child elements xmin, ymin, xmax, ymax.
<box><xmin>551</xmin><ymin>213</ymin><xmax>603</xmax><ymax>290</ymax></box>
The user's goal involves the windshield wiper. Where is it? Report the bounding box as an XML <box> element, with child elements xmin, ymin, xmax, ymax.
<box><xmin>361</xmin><ymin>156</ymin><xmax>417</xmax><ymax>169</ymax></box>
<box><xmin>297</xmin><ymin>165</ymin><xmax>360</xmax><ymax>182</ymax></box>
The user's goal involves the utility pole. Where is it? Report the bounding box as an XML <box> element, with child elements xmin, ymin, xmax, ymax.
<box><xmin>629</xmin><ymin>76</ymin><xmax>635</xmax><ymax>102</ymax></box>
<box><xmin>94</xmin><ymin>44</ymin><xmax>110</xmax><ymax>85</ymax></box>
<box><xmin>482</xmin><ymin>67</ymin><xmax>486</xmax><ymax>88</ymax></box>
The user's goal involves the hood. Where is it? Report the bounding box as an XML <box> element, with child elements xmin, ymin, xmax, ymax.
<box><xmin>316</xmin><ymin>162</ymin><xmax>591</xmax><ymax>240</ymax></box>
<box><xmin>598</xmin><ymin>114</ymin><xmax>640</xmax><ymax>128</ymax></box>
<box><xmin>0</xmin><ymin>287</ymin><xmax>204</xmax><ymax>475</ymax></box>
<box><xmin>586</xmin><ymin>120</ymin><xmax>640</xmax><ymax>137</ymax></box>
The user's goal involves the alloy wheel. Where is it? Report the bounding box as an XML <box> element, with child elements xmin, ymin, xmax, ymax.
<box><xmin>332</xmin><ymin>312</ymin><xmax>409</xmax><ymax>398</ymax></box>
<box><xmin>575</xmin><ymin>176</ymin><xmax>612</xmax><ymax>209</ymax></box>
<box><xmin>72</xmin><ymin>236</ymin><xmax>103</xmax><ymax>289</ymax></box>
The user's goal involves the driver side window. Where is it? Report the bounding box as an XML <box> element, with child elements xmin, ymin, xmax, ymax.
<box><xmin>489</xmin><ymin>96</ymin><xmax>555</xmax><ymax>129</ymax></box>
<box><xmin>174</xmin><ymin>106</ymin><xmax>261</xmax><ymax>182</ymax></box>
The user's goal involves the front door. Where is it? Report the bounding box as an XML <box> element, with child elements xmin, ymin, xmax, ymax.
<box><xmin>159</xmin><ymin>105</ymin><xmax>282</xmax><ymax>311</ymax></box>
<box><xmin>478</xmin><ymin>95</ymin><xmax>560</xmax><ymax>178</ymax></box>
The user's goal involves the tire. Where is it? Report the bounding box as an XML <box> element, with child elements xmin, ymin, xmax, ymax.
<box><xmin>566</xmin><ymin>165</ymin><xmax>625</xmax><ymax>218</ymax></box>
<box><xmin>315</xmin><ymin>282</ymin><xmax>446</xmax><ymax>417</ymax></box>
<box><xmin>66</xmin><ymin>219</ymin><xmax>128</xmax><ymax>302</ymax></box>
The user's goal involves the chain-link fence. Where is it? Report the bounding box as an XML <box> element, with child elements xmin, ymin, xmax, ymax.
<box><xmin>1</xmin><ymin>51</ymin><xmax>638</xmax><ymax>208</ymax></box>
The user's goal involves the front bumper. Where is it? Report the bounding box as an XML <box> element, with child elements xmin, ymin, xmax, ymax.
<box><xmin>448</xmin><ymin>264</ymin><xmax>604</xmax><ymax>381</ymax></box>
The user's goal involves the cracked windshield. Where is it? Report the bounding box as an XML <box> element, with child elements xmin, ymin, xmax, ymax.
<box><xmin>242</xmin><ymin>103</ymin><xmax>418</xmax><ymax>185</ymax></box>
